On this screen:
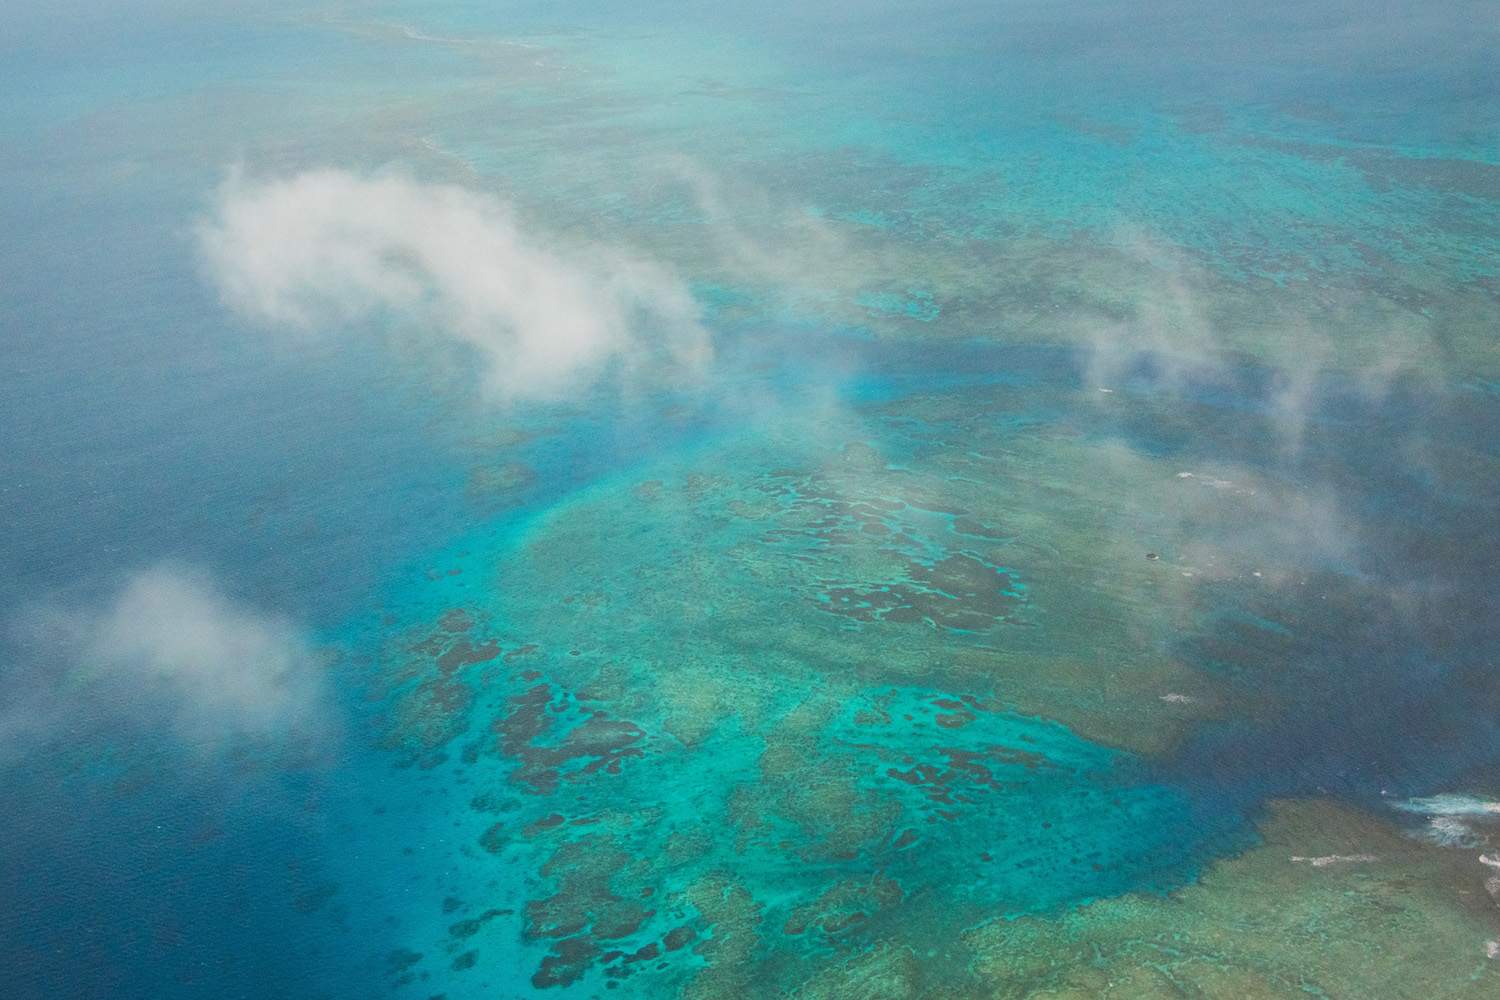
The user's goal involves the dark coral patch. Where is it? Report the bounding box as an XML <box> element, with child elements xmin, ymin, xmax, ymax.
<box><xmin>292</xmin><ymin>881</ymin><xmax>339</xmax><ymax>914</ymax></box>
<box><xmin>498</xmin><ymin>684</ymin><xmax>555</xmax><ymax>745</ymax></box>
<box><xmin>883</xmin><ymin>743</ymin><xmax>1057</xmax><ymax>810</ymax></box>
<box><xmin>380</xmin><ymin>623</ymin><xmax>521</xmax><ymax>765</ymax></box>
<box><xmin>532</xmin><ymin>937</ymin><xmax>600</xmax><ymax>988</ymax></box>
<box><xmin>524</xmin><ymin>835</ymin><xmax>633</xmax><ymax>939</ymax></box>
<box><xmin>523</xmin><ymin>814</ymin><xmax>566</xmax><ymax>838</ymax></box>
<box><xmin>493</xmin><ymin>683</ymin><xmax>647</xmax><ymax>795</ymax></box>
<box><xmin>449</xmin><ymin>909</ymin><xmax>508</xmax><ymax>939</ymax></box>
<box><xmin>950</xmin><ymin>516</ymin><xmax>1012</xmax><ymax>540</ymax></box>
<box><xmin>435</xmin><ymin>639</ymin><xmax>500</xmax><ymax>677</ymax></box>
<box><xmin>526</xmin><ymin>892</ymin><xmax>590</xmax><ymax>940</ymax></box>
<box><xmin>821</xmin><ymin>911</ymin><xmax>866</xmax><ymax>933</ymax></box>
<box><xmin>593</xmin><ymin>903</ymin><xmax>654</xmax><ymax>940</ymax></box>
<box><xmin>738</xmin><ymin>464</ymin><xmax>1034</xmax><ymax>632</ymax></box>
<box><xmin>819</xmin><ymin>552</ymin><xmax>1024</xmax><ymax>630</ymax></box>
<box><xmin>662</xmin><ymin>925</ymin><xmax>697</xmax><ymax>952</ymax></box>
<box><xmin>515</xmin><ymin>832</ymin><xmax>680</xmax><ymax>988</ymax></box>
<box><xmin>934</xmin><ymin>707</ymin><xmax>977</xmax><ymax>728</ymax></box>
<box><xmin>781</xmin><ymin>875</ymin><xmax>902</xmax><ymax>940</ymax></box>
<box><xmin>436</xmin><ymin>609</ymin><xmax>475</xmax><ymax>633</ymax></box>
<box><xmin>466</xmin><ymin>462</ymin><xmax>537</xmax><ymax>511</ymax></box>
<box><xmin>531</xmin><ymin>934</ymin><xmax>600</xmax><ymax>988</ymax></box>
<box><xmin>624</xmin><ymin>942</ymin><xmax>659</xmax><ymax>963</ymax></box>
<box><xmin>384</xmin><ymin>676</ymin><xmax>473</xmax><ymax>764</ymax></box>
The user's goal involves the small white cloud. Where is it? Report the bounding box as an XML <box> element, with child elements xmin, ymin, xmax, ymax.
<box><xmin>198</xmin><ymin>169</ymin><xmax>709</xmax><ymax>399</ymax></box>
<box><xmin>86</xmin><ymin>564</ymin><xmax>322</xmax><ymax>732</ymax></box>
<box><xmin>4</xmin><ymin>564</ymin><xmax>326</xmax><ymax>756</ymax></box>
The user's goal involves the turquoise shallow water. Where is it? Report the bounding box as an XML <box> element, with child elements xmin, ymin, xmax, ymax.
<box><xmin>3</xmin><ymin>2</ymin><xmax>1500</xmax><ymax>998</ymax></box>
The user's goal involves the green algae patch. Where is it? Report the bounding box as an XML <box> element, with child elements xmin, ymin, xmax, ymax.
<box><xmin>372</xmin><ymin>610</ymin><xmax>1232</xmax><ymax>995</ymax></box>
<box><xmin>462</xmin><ymin>402</ymin><xmax>1307</xmax><ymax>760</ymax></box>
<box><xmin>361</xmin><ymin>333</ymin><xmax>1500</xmax><ymax>998</ymax></box>
<box><xmin>962</xmin><ymin>798</ymin><xmax>1500</xmax><ymax>999</ymax></box>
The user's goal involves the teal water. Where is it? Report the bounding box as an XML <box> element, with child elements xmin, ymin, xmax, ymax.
<box><xmin>3</xmin><ymin>2</ymin><xmax>1500</xmax><ymax>998</ymax></box>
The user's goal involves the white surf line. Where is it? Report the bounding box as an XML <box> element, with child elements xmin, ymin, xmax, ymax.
<box><xmin>313</xmin><ymin>14</ymin><xmax>542</xmax><ymax>51</ymax></box>
<box><xmin>1289</xmin><ymin>854</ymin><xmax>1377</xmax><ymax>866</ymax></box>
<box><xmin>1391</xmin><ymin>794</ymin><xmax>1500</xmax><ymax>816</ymax></box>
<box><xmin>379</xmin><ymin>21</ymin><xmax>542</xmax><ymax>49</ymax></box>
<box><xmin>1388</xmin><ymin>794</ymin><xmax>1500</xmax><ymax>851</ymax></box>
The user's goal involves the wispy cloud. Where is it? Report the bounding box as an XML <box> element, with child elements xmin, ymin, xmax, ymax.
<box><xmin>198</xmin><ymin>169</ymin><xmax>709</xmax><ymax>400</ymax></box>
<box><xmin>657</xmin><ymin>155</ymin><xmax>848</xmax><ymax>295</ymax></box>
<box><xmin>3</xmin><ymin>564</ymin><xmax>327</xmax><ymax>760</ymax></box>
<box><xmin>1077</xmin><ymin>231</ymin><xmax>1444</xmax><ymax>458</ymax></box>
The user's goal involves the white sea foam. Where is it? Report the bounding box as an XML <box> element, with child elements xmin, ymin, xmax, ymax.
<box><xmin>1290</xmin><ymin>854</ymin><xmax>1376</xmax><ymax>867</ymax></box>
<box><xmin>1422</xmin><ymin>816</ymin><xmax>1485</xmax><ymax>848</ymax></box>
<box><xmin>1392</xmin><ymin>794</ymin><xmax>1500</xmax><ymax>816</ymax></box>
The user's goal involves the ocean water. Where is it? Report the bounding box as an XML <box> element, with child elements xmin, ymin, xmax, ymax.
<box><xmin>3</xmin><ymin>2</ymin><xmax>1500</xmax><ymax>998</ymax></box>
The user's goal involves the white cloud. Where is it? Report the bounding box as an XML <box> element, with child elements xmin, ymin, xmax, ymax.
<box><xmin>86</xmin><ymin>565</ymin><xmax>323</xmax><ymax>733</ymax></box>
<box><xmin>3</xmin><ymin>565</ymin><xmax>326</xmax><ymax>757</ymax></box>
<box><xmin>198</xmin><ymin>169</ymin><xmax>709</xmax><ymax>399</ymax></box>
<box><xmin>657</xmin><ymin>155</ymin><xmax>849</xmax><ymax>293</ymax></box>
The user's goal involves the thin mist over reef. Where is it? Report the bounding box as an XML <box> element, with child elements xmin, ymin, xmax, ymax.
<box><xmin>2</xmin><ymin>2</ymin><xmax>1500</xmax><ymax>999</ymax></box>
